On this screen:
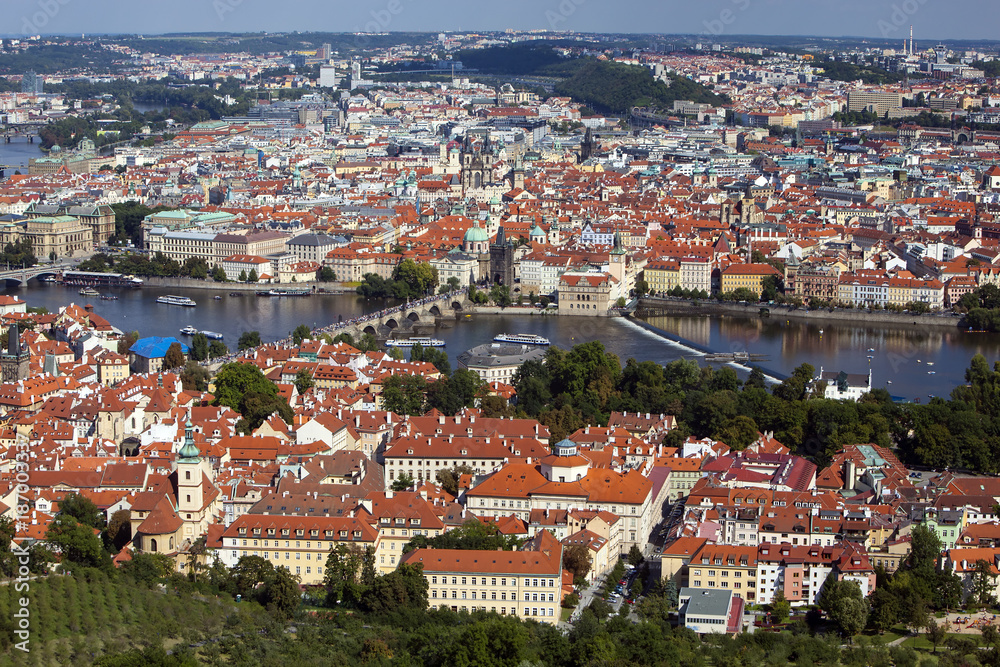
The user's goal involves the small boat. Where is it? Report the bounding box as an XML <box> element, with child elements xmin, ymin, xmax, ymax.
<box><xmin>928</xmin><ymin>371</ymin><xmax>936</xmax><ymax>375</ymax></box>
<box><xmin>818</xmin><ymin>329</ymin><xmax>824</xmax><ymax>335</ymax></box>
<box><xmin>79</xmin><ymin>287</ymin><xmax>100</xmax><ymax>297</ymax></box>
<box><xmin>494</xmin><ymin>333</ymin><xmax>551</xmax><ymax>346</ymax></box>
<box><xmin>157</xmin><ymin>295</ymin><xmax>196</xmax><ymax>307</ymax></box>
<box><xmin>267</xmin><ymin>288</ymin><xmax>311</xmax><ymax>297</ymax></box>
<box><xmin>867</xmin><ymin>348</ymin><xmax>875</xmax><ymax>353</ymax></box>
<box><xmin>179</xmin><ymin>325</ymin><xmax>198</xmax><ymax>336</ymax></box>
<box><xmin>39</xmin><ymin>275</ymin><xmax>56</xmax><ymax>283</ymax></box>
<box><xmin>926</xmin><ymin>361</ymin><xmax>934</xmax><ymax>366</ymax></box>
<box><xmin>214</xmin><ymin>295</ymin><xmax>222</xmax><ymax>300</ymax></box>
<box><xmin>229</xmin><ymin>292</ymin><xmax>243</xmax><ymax>297</ymax></box>
<box><xmin>199</xmin><ymin>331</ymin><xmax>224</xmax><ymax>340</ymax></box>
<box><xmin>100</xmin><ymin>294</ymin><xmax>118</xmax><ymax>300</ymax></box>
<box><xmin>385</xmin><ymin>337</ymin><xmax>445</xmax><ymax>348</ymax></box>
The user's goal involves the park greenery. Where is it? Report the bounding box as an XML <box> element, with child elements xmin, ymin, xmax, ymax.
<box><xmin>211</xmin><ymin>362</ymin><xmax>293</xmax><ymax>434</ymax></box>
<box><xmin>77</xmin><ymin>251</ymin><xmax>213</xmax><ymax>279</ymax></box>
<box><xmin>0</xmin><ymin>239</ymin><xmax>37</xmax><ymax>269</ymax></box>
<box><xmin>356</xmin><ymin>259</ymin><xmax>439</xmax><ymax>299</ymax></box>
<box><xmin>511</xmin><ymin>339</ymin><xmax>1000</xmax><ymax>474</ymax></box>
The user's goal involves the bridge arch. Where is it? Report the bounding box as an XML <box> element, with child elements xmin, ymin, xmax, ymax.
<box><xmin>451</xmin><ymin>301</ymin><xmax>464</xmax><ymax>311</ymax></box>
<box><xmin>430</xmin><ymin>305</ymin><xmax>441</xmax><ymax>317</ymax></box>
<box><xmin>363</xmin><ymin>325</ymin><xmax>377</xmax><ymax>336</ymax></box>
<box><xmin>407</xmin><ymin>312</ymin><xmax>420</xmax><ymax>322</ymax></box>
<box><xmin>385</xmin><ymin>318</ymin><xmax>399</xmax><ymax>330</ymax></box>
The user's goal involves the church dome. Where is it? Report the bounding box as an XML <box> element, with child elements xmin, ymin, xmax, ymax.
<box><xmin>529</xmin><ymin>224</ymin><xmax>546</xmax><ymax>240</ymax></box>
<box><xmin>463</xmin><ymin>222</ymin><xmax>488</xmax><ymax>244</ymax></box>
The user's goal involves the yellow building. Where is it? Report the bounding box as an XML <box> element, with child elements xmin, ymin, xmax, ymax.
<box><xmin>219</xmin><ymin>514</ymin><xmax>380</xmax><ymax>585</ymax></box>
<box><xmin>687</xmin><ymin>543</ymin><xmax>759</xmax><ymax>603</ymax></box>
<box><xmin>643</xmin><ymin>260</ymin><xmax>680</xmax><ymax>295</ymax></box>
<box><xmin>401</xmin><ymin>530</ymin><xmax>564</xmax><ymax>623</ymax></box>
<box><xmin>0</xmin><ymin>215</ymin><xmax>93</xmax><ymax>259</ymax></box>
<box><xmin>720</xmin><ymin>263</ymin><xmax>782</xmax><ymax>296</ymax></box>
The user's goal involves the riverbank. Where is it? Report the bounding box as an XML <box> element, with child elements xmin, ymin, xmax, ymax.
<box><xmin>140</xmin><ymin>276</ymin><xmax>354</xmax><ymax>293</ymax></box>
<box><xmin>638</xmin><ymin>297</ymin><xmax>966</xmax><ymax>329</ymax></box>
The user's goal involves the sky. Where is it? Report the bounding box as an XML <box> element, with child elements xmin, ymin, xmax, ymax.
<box><xmin>6</xmin><ymin>0</ymin><xmax>998</xmax><ymax>42</ymax></box>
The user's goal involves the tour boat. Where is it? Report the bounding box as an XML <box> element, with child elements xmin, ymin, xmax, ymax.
<box><xmin>79</xmin><ymin>287</ymin><xmax>100</xmax><ymax>297</ymax></box>
<box><xmin>385</xmin><ymin>337</ymin><xmax>445</xmax><ymax>348</ymax></box>
<box><xmin>179</xmin><ymin>325</ymin><xmax>198</xmax><ymax>336</ymax></box>
<box><xmin>494</xmin><ymin>333</ymin><xmax>551</xmax><ymax>346</ymax></box>
<box><xmin>157</xmin><ymin>295</ymin><xmax>196</xmax><ymax>307</ymax></box>
<box><xmin>266</xmin><ymin>288</ymin><xmax>311</xmax><ymax>296</ymax></box>
<box><xmin>199</xmin><ymin>331</ymin><xmax>224</xmax><ymax>340</ymax></box>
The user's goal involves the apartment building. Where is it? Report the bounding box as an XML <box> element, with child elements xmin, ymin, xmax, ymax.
<box><xmin>557</xmin><ymin>271</ymin><xmax>620</xmax><ymax>316</ymax></box>
<box><xmin>401</xmin><ymin>530</ymin><xmax>564</xmax><ymax>623</ymax></box>
<box><xmin>686</xmin><ymin>543</ymin><xmax>759</xmax><ymax>602</ymax></box>
<box><xmin>719</xmin><ymin>263</ymin><xmax>782</xmax><ymax>296</ymax></box>
<box><xmin>755</xmin><ymin>542</ymin><xmax>875</xmax><ymax>606</ymax></box>
<box><xmin>358</xmin><ymin>491</ymin><xmax>447</xmax><ymax>573</ymax></box>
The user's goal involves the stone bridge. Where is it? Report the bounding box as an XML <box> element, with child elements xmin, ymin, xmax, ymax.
<box><xmin>0</xmin><ymin>267</ymin><xmax>62</xmax><ymax>286</ymax></box>
<box><xmin>326</xmin><ymin>291</ymin><xmax>472</xmax><ymax>340</ymax></box>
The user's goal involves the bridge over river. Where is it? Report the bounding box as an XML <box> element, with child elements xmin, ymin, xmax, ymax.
<box><xmin>318</xmin><ymin>290</ymin><xmax>472</xmax><ymax>341</ymax></box>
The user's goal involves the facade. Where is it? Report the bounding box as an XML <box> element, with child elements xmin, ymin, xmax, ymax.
<box><xmin>0</xmin><ymin>215</ymin><xmax>94</xmax><ymax>259</ymax></box>
<box><xmin>846</xmin><ymin>90</ymin><xmax>904</xmax><ymax>116</ymax></box>
<box><xmin>218</xmin><ymin>514</ymin><xmax>380</xmax><ymax>585</ymax></box>
<box><xmin>719</xmin><ymin>263</ymin><xmax>782</xmax><ymax>296</ymax></box>
<box><xmin>456</xmin><ymin>342</ymin><xmax>546</xmax><ymax>384</ymax></box>
<box><xmin>0</xmin><ymin>324</ymin><xmax>30</xmax><ymax>384</ymax></box>
<box><xmin>557</xmin><ymin>272</ymin><xmax>619</xmax><ymax>316</ymax></box>
<box><xmin>401</xmin><ymin>530</ymin><xmax>564</xmax><ymax>623</ymax></box>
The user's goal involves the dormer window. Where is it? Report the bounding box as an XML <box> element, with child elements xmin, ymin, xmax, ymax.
<box><xmin>339</xmin><ymin>530</ymin><xmax>348</xmax><ymax>538</ymax></box>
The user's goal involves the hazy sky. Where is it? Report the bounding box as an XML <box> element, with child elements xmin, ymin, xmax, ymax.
<box><xmin>7</xmin><ymin>0</ymin><xmax>996</xmax><ymax>41</ymax></box>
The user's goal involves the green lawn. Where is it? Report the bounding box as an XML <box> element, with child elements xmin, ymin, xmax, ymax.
<box><xmin>901</xmin><ymin>632</ymin><xmax>981</xmax><ymax>651</ymax></box>
<box><xmin>561</xmin><ymin>607</ymin><xmax>573</xmax><ymax>622</ymax></box>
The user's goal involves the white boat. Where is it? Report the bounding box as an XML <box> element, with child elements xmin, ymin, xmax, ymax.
<box><xmin>199</xmin><ymin>331</ymin><xmax>224</xmax><ymax>340</ymax></box>
<box><xmin>157</xmin><ymin>295</ymin><xmax>196</xmax><ymax>307</ymax></box>
<box><xmin>494</xmin><ymin>333</ymin><xmax>551</xmax><ymax>346</ymax></box>
<box><xmin>926</xmin><ymin>361</ymin><xmax>934</xmax><ymax>366</ymax></box>
<box><xmin>385</xmin><ymin>337</ymin><xmax>445</xmax><ymax>348</ymax></box>
<box><xmin>179</xmin><ymin>325</ymin><xmax>198</xmax><ymax>336</ymax></box>
<box><xmin>79</xmin><ymin>287</ymin><xmax>100</xmax><ymax>297</ymax></box>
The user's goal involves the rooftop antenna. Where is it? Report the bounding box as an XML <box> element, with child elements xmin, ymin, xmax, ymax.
<box><xmin>910</xmin><ymin>25</ymin><xmax>914</xmax><ymax>56</ymax></box>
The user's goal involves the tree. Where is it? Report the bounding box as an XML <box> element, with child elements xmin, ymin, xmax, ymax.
<box><xmin>45</xmin><ymin>515</ymin><xmax>107</xmax><ymax>568</ymax></box>
<box><xmin>827</xmin><ymin>581</ymin><xmax>868</xmax><ymax>639</ymax></box>
<box><xmin>163</xmin><ymin>342</ymin><xmax>185</xmax><ymax>370</ymax></box>
<box><xmin>563</xmin><ymin>544</ymin><xmax>592</xmax><ymax>584</ymax></box>
<box><xmin>925</xmin><ymin>618</ymin><xmax>947</xmax><ymax>654</ymax></box>
<box><xmin>436</xmin><ymin>464</ymin><xmax>475</xmax><ymax>496</ymax></box>
<box><xmin>180</xmin><ymin>361</ymin><xmax>210</xmax><ymax>392</ymax></box>
<box><xmin>213</xmin><ymin>362</ymin><xmax>291</xmax><ymax>431</ymax></box>
<box><xmin>391</xmin><ymin>473</ymin><xmax>415</xmax><ymax>492</ymax></box>
<box><xmin>771</xmin><ymin>589</ymin><xmax>790</xmax><ymax>624</ymax></box>
<box><xmin>121</xmin><ymin>552</ymin><xmax>174</xmax><ymax>585</ymax></box>
<box><xmin>490</xmin><ymin>284</ymin><xmax>512</xmax><ymax>308</ymax></box>
<box><xmin>318</xmin><ymin>266</ymin><xmax>336</xmax><ymax>282</ymax></box>
<box><xmin>208</xmin><ymin>340</ymin><xmax>228</xmax><ymax>358</ymax></box>
<box><xmin>118</xmin><ymin>330</ymin><xmax>139</xmax><ymax>356</ymax></box>
<box><xmin>247</xmin><ymin>268</ymin><xmax>259</xmax><ymax>283</ymax></box>
<box><xmin>190</xmin><ymin>333</ymin><xmax>208</xmax><ymax>361</ymax></box>
<box><xmin>237</xmin><ymin>330</ymin><xmax>261</xmax><ymax>351</ymax></box>
<box><xmin>627</xmin><ymin>545</ymin><xmax>644</xmax><ymax>567</ymax></box>
<box><xmin>294</xmin><ymin>368</ymin><xmax>314</xmax><ymax>395</ymax></box>
<box><xmin>260</xmin><ymin>566</ymin><xmax>300</xmax><ymax>619</ymax></box>
<box><xmin>867</xmin><ymin>586</ymin><xmax>900</xmax><ymax>634</ymax></box>
<box><xmin>972</xmin><ymin>558</ymin><xmax>997</xmax><ymax>606</ymax></box>
<box><xmin>323</xmin><ymin>544</ymin><xmax>363</xmax><ymax>605</ymax></box>
<box><xmin>57</xmin><ymin>492</ymin><xmax>104</xmax><ymax>529</ymax></box>
<box><xmin>292</xmin><ymin>324</ymin><xmax>312</xmax><ymax>346</ymax></box>
<box><xmin>211</xmin><ymin>266</ymin><xmax>228</xmax><ymax>281</ymax></box>
<box><xmin>103</xmin><ymin>509</ymin><xmax>132</xmax><ymax>552</ymax></box>
<box><xmin>381</xmin><ymin>374</ymin><xmax>427</xmax><ymax>416</ymax></box>
<box><xmin>238</xmin><ymin>269</ymin><xmax>248</xmax><ymax>282</ymax></box>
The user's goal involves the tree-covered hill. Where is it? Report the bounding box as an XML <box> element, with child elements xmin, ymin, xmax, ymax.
<box><xmin>554</xmin><ymin>59</ymin><xmax>727</xmax><ymax>114</ymax></box>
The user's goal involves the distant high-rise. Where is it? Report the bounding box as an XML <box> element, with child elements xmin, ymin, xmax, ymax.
<box><xmin>318</xmin><ymin>43</ymin><xmax>332</xmax><ymax>61</ymax></box>
<box><xmin>319</xmin><ymin>65</ymin><xmax>340</xmax><ymax>88</ymax></box>
<box><xmin>21</xmin><ymin>70</ymin><xmax>43</xmax><ymax>94</ymax></box>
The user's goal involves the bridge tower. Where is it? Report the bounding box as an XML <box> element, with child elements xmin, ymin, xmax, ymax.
<box><xmin>1</xmin><ymin>323</ymin><xmax>30</xmax><ymax>383</ymax></box>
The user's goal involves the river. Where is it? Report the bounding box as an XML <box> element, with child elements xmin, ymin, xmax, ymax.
<box><xmin>11</xmin><ymin>282</ymin><xmax>1000</xmax><ymax>401</ymax></box>
<box><xmin>0</xmin><ymin>135</ymin><xmax>43</xmax><ymax>168</ymax></box>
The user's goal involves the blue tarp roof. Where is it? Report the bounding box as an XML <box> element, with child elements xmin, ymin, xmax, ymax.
<box><xmin>129</xmin><ymin>336</ymin><xmax>188</xmax><ymax>359</ymax></box>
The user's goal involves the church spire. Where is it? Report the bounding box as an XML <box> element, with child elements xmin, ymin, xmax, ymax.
<box><xmin>178</xmin><ymin>419</ymin><xmax>200</xmax><ymax>461</ymax></box>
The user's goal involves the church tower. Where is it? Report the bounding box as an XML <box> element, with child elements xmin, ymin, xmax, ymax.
<box><xmin>1</xmin><ymin>324</ymin><xmax>30</xmax><ymax>384</ymax></box>
<box><xmin>175</xmin><ymin>419</ymin><xmax>208</xmax><ymax>516</ymax></box>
